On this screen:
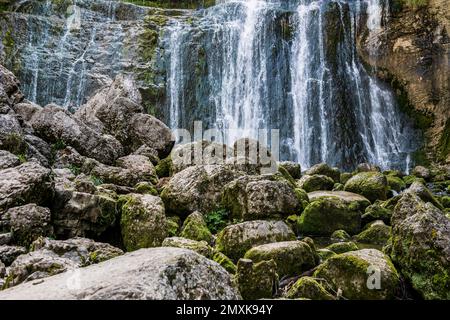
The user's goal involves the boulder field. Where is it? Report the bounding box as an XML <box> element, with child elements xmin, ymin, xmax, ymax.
<box><xmin>1</xmin><ymin>64</ymin><xmax>450</xmax><ymax>300</ymax></box>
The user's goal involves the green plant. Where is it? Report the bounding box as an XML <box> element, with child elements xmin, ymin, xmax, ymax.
<box><xmin>204</xmin><ymin>208</ymin><xmax>229</xmax><ymax>234</ymax></box>
<box><xmin>90</xmin><ymin>175</ymin><xmax>104</xmax><ymax>186</ymax></box>
<box><xmin>17</xmin><ymin>153</ymin><xmax>27</xmax><ymax>163</ymax></box>
<box><xmin>52</xmin><ymin>139</ymin><xmax>66</xmax><ymax>152</ymax></box>
<box><xmin>69</xmin><ymin>165</ymin><xmax>81</xmax><ymax>176</ymax></box>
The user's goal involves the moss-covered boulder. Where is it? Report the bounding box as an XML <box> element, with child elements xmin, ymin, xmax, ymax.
<box><xmin>305</xmin><ymin>163</ymin><xmax>341</xmax><ymax>183</ymax></box>
<box><xmin>297</xmin><ymin>174</ymin><xmax>335</xmax><ymax>192</ymax></box>
<box><xmin>389</xmin><ymin>193</ymin><xmax>450</xmax><ymax>299</ymax></box>
<box><xmin>212</xmin><ymin>251</ymin><xmax>236</xmax><ymax>274</ymax></box>
<box><xmin>361</xmin><ymin>203</ymin><xmax>392</xmax><ymax>226</ymax></box>
<box><xmin>441</xmin><ymin>196</ymin><xmax>450</xmax><ymax>209</ymax></box>
<box><xmin>326</xmin><ymin>241</ymin><xmax>358</xmax><ymax>254</ymax></box>
<box><xmin>155</xmin><ymin>156</ymin><xmax>173</xmax><ymax>178</ymax></box>
<box><xmin>387</xmin><ymin>175</ymin><xmax>406</xmax><ymax>193</ymax></box>
<box><xmin>285</xmin><ymin>276</ymin><xmax>335</xmax><ymax>300</ymax></box>
<box><xmin>215</xmin><ymin>220</ymin><xmax>295</xmax><ymax>262</ymax></box>
<box><xmin>179</xmin><ymin>211</ymin><xmax>213</xmax><ymax>243</ymax></box>
<box><xmin>402</xmin><ymin>175</ymin><xmax>426</xmax><ymax>187</ymax></box>
<box><xmin>344</xmin><ymin>172</ymin><xmax>388</xmax><ymax>202</ymax></box>
<box><xmin>134</xmin><ymin>182</ymin><xmax>158</xmax><ymax>195</ymax></box>
<box><xmin>330</xmin><ymin>229</ymin><xmax>351</xmax><ymax>242</ymax></box>
<box><xmin>317</xmin><ymin>248</ymin><xmax>337</xmax><ymax>261</ymax></box>
<box><xmin>297</xmin><ymin>196</ymin><xmax>363</xmax><ymax>236</ymax></box>
<box><xmin>278</xmin><ymin>161</ymin><xmax>301</xmax><ymax>179</ymax></box>
<box><xmin>244</xmin><ymin>241</ymin><xmax>317</xmax><ymax>278</ymax></box>
<box><xmin>222</xmin><ymin>175</ymin><xmax>304</xmax><ymax>221</ymax></box>
<box><xmin>236</xmin><ymin>258</ymin><xmax>278</xmax><ymax>300</ymax></box>
<box><xmin>162</xmin><ymin>237</ymin><xmax>213</xmax><ymax>257</ymax></box>
<box><xmin>314</xmin><ymin>249</ymin><xmax>400</xmax><ymax>300</ymax></box>
<box><xmin>355</xmin><ymin>220</ymin><xmax>391</xmax><ymax>245</ymax></box>
<box><xmin>119</xmin><ymin>194</ymin><xmax>167</xmax><ymax>251</ymax></box>
<box><xmin>308</xmin><ymin>191</ymin><xmax>371</xmax><ymax>210</ymax></box>
<box><xmin>411</xmin><ymin>166</ymin><xmax>431</xmax><ymax>181</ymax></box>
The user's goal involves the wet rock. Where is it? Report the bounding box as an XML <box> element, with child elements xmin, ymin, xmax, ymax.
<box><xmin>236</xmin><ymin>258</ymin><xmax>278</xmax><ymax>300</ymax></box>
<box><xmin>216</xmin><ymin>220</ymin><xmax>296</xmax><ymax>262</ymax></box>
<box><xmin>179</xmin><ymin>211</ymin><xmax>213</xmax><ymax>243</ymax></box>
<box><xmin>162</xmin><ymin>237</ymin><xmax>212</xmax><ymax>257</ymax></box>
<box><xmin>30</xmin><ymin>104</ymin><xmax>123</xmax><ymax>165</ymax></box>
<box><xmin>0</xmin><ymin>161</ymin><xmax>53</xmax><ymax>211</ymax></box>
<box><xmin>389</xmin><ymin>193</ymin><xmax>450</xmax><ymax>299</ymax></box>
<box><xmin>6</xmin><ymin>204</ymin><xmax>53</xmax><ymax>247</ymax></box>
<box><xmin>314</xmin><ymin>249</ymin><xmax>400</xmax><ymax>300</ymax></box>
<box><xmin>344</xmin><ymin>172</ymin><xmax>388</xmax><ymax>202</ymax></box>
<box><xmin>222</xmin><ymin>174</ymin><xmax>304</xmax><ymax>221</ymax></box>
<box><xmin>305</xmin><ymin>163</ymin><xmax>340</xmax><ymax>182</ymax></box>
<box><xmin>285</xmin><ymin>276</ymin><xmax>335</xmax><ymax>300</ymax></box>
<box><xmin>161</xmin><ymin>165</ymin><xmax>244</xmax><ymax>217</ymax></box>
<box><xmin>119</xmin><ymin>194</ymin><xmax>167</xmax><ymax>251</ymax></box>
<box><xmin>0</xmin><ymin>248</ymin><xmax>241</xmax><ymax>300</ymax></box>
<box><xmin>0</xmin><ymin>150</ymin><xmax>20</xmax><ymax>169</ymax></box>
<box><xmin>244</xmin><ymin>241</ymin><xmax>317</xmax><ymax>278</ymax></box>
<box><xmin>297</xmin><ymin>174</ymin><xmax>335</xmax><ymax>192</ymax></box>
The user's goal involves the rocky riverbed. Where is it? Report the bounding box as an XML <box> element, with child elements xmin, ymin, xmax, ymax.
<box><xmin>1</xmin><ymin>63</ymin><xmax>449</xmax><ymax>300</ymax></box>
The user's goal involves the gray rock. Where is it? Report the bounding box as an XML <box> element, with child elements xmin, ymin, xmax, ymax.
<box><xmin>30</xmin><ymin>104</ymin><xmax>123</xmax><ymax>165</ymax></box>
<box><xmin>405</xmin><ymin>181</ymin><xmax>444</xmax><ymax>210</ymax></box>
<box><xmin>0</xmin><ymin>233</ymin><xmax>12</xmax><ymax>245</ymax></box>
<box><xmin>0</xmin><ymin>245</ymin><xmax>27</xmax><ymax>266</ymax></box>
<box><xmin>0</xmin><ymin>161</ymin><xmax>53</xmax><ymax>211</ymax></box>
<box><xmin>412</xmin><ymin>165</ymin><xmax>431</xmax><ymax>180</ymax></box>
<box><xmin>305</xmin><ymin>163</ymin><xmax>340</xmax><ymax>182</ymax></box>
<box><xmin>0</xmin><ymin>64</ymin><xmax>23</xmax><ymax>107</ymax></box>
<box><xmin>161</xmin><ymin>165</ymin><xmax>244</xmax><ymax>217</ymax></box>
<box><xmin>162</xmin><ymin>237</ymin><xmax>213</xmax><ymax>257</ymax></box>
<box><xmin>6</xmin><ymin>204</ymin><xmax>53</xmax><ymax>247</ymax></box>
<box><xmin>278</xmin><ymin>161</ymin><xmax>301</xmax><ymax>179</ymax></box>
<box><xmin>222</xmin><ymin>174</ymin><xmax>302</xmax><ymax>221</ymax></box>
<box><xmin>0</xmin><ymin>248</ymin><xmax>241</xmax><ymax>300</ymax></box>
<box><xmin>0</xmin><ymin>113</ymin><xmax>24</xmax><ymax>154</ymax></box>
<box><xmin>236</xmin><ymin>258</ymin><xmax>278</xmax><ymax>300</ymax></box>
<box><xmin>297</xmin><ymin>174</ymin><xmax>335</xmax><ymax>192</ymax></box>
<box><xmin>0</xmin><ymin>150</ymin><xmax>20</xmax><ymax>169</ymax></box>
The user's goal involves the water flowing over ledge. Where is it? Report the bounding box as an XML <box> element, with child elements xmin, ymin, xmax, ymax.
<box><xmin>0</xmin><ymin>0</ymin><xmax>421</xmax><ymax>171</ymax></box>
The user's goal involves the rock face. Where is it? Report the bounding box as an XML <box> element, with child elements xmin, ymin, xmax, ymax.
<box><xmin>314</xmin><ymin>249</ymin><xmax>400</xmax><ymax>300</ymax></box>
<box><xmin>244</xmin><ymin>241</ymin><xmax>317</xmax><ymax>278</ymax></box>
<box><xmin>161</xmin><ymin>165</ymin><xmax>244</xmax><ymax>216</ymax></box>
<box><xmin>0</xmin><ymin>248</ymin><xmax>241</xmax><ymax>300</ymax></box>
<box><xmin>0</xmin><ymin>161</ymin><xmax>53</xmax><ymax>211</ymax></box>
<box><xmin>344</xmin><ymin>172</ymin><xmax>388</xmax><ymax>202</ymax></box>
<box><xmin>389</xmin><ymin>193</ymin><xmax>450</xmax><ymax>299</ymax></box>
<box><xmin>222</xmin><ymin>175</ymin><xmax>303</xmax><ymax>221</ymax></box>
<box><xmin>119</xmin><ymin>194</ymin><xmax>167</xmax><ymax>251</ymax></box>
<box><xmin>216</xmin><ymin>220</ymin><xmax>296</xmax><ymax>262</ymax></box>
<box><xmin>357</xmin><ymin>1</ymin><xmax>450</xmax><ymax>163</ymax></box>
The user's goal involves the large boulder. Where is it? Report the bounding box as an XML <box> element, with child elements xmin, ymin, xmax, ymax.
<box><xmin>297</xmin><ymin>174</ymin><xmax>335</xmax><ymax>192</ymax></box>
<box><xmin>305</xmin><ymin>163</ymin><xmax>340</xmax><ymax>182</ymax></box>
<box><xmin>0</xmin><ymin>248</ymin><xmax>241</xmax><ymax>300</ymax></box>
<box><xmin>235</xmin><ymin>258</ymin><xmax>278</xmax><ymax>300</ymax></box>
<box><xmin>355</xmin><ymin>220</ymin><xmax>391</xmax><ymax>245</ymax></box>
<box><xmin>119</xmin><ymin>194</ymin><xmax>167</xmax><ymax>251</ymax></box>
<box><xmin>298</xmin><ymin>193</ymin><xmax>364</xmax><ymax>236</ymax></box>
<box><xmin>278</xmin><ymin>161</ymin><xmax>301</xmax><ymax>179</ymax></box>
<box><xmin>314</xmin><ymin>249</ymin><xmax>400</xmax><ymax>300</ymax></box>
<box><xmin>0</xmin><ymin>113</ymin><xmax>25</xmax><ymax>154</ymax></box>
<box><xmin>405</xmin><ymin>181</ymin><xmax>444</xmax><ymax>210</ymax></box>
<box><xmin>4</xmin><ymin>237</ymin><xmax>123</xmax><ymax>288</ymax></box>
<box><xmin>161</xmin><ymin>165</ymin><xmax>244</xmax><ymax>217</ymax></box>
<box><xmin>389</xmin><ymin>193</ymin><xmax>450</xmax><ymax>299</ymax></box>
<box><xmin>222</xmin><ymin>175</ymin><xmax>304</xmax><ymax>221</ymax></box>
<box><xmin>162</xmin><ymin>237</ymin><xmax>213</xmax><ymax>257</ymax></box>
<box><xmin>29</xmin><ymin>104</ymin><xmax>123</xmax><ymax>165</ymax></box>
<box><xmin>285</xmin><ymin>276</ymin><xmax>335</xmax><ymax>300</ymax></box>
<box><xmin>0</xmin><ymin>64</ymin><xmax>23</xmax><ymax>107</ymax></box>
<box><xmin>179</xmin><ymin>211</ymin><xmax>213</xmax><ymax>243</ymax></box>
<box><xmin>0</xmin><ymin>161</ymin><xmax>53</xmax><ymax>211</ymax></box>
<box><xmin>5</xmin><ymin>204</ymin><xmax>53</xmax><ymax>247</ymax></box>
<box><xmin>215</xmin><ymin>220</ymin><xmax>296</xmax><ymax>261</ymax></box>
<box><xmin>244</xmin><ymin>241</ymin><xmax>317</xmax><ymax>278</ymax></box>
<box><xmin>344</xmin><ymin>172</ymin><xmax>388</xmax><ymax>202</ymax></box>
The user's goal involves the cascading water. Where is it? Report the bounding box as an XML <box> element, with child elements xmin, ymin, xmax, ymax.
<box><xmin>164</xmin><ymin>0</ymin><xmax>420</xmax><ymax>171</ymax></box>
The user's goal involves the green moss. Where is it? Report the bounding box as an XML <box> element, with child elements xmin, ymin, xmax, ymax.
<box><xmin>278</xmin><ymin>165</ymin><xmax>297</xmax><ymax>189</ymax></box>
<box><xmin>344</xmin><ymin>172</ymin><xmax>387</xmax><ymax>202</ymax></box>
<box><xmin>212</xmin><ymin>250</ymin><xmax>236</xmax><ymax>274</ymax></box>
<box><xmin>326</xmin><ymin>241</ymin><xmax>358</xmax><ymax>254</ymax></box>
<box><xmin>179</xmin><ymin>212</ymin><xmax>213</xmax><ymax>243</ymax></box>
<box><xmin>155</xmin><ymin>156</ymin><xmax>173</xmax><ymax>177</ymax></box>
<box><xmin>330</xmin><ymin>229</ymin><xmax>351</xmax><ymax>242</ymax></box>
<box><xmin>437</xmin><ymin>119</ymin><xmax>450</xmax><ymax>162</ymax></box>
<box><xmin>286</xmin><ymin>277</ymin><xmax>335</xmax><ymax>300</ymax></box>
<box><xmin>166</xmin><ymin>216</ymin><xmax>180</xmax><ymax>237</ymax></box>
<box><xmin>355</xmin><ymin>223</ymin><xmax>391</xmax><ymax>245</ymax></box>
<box><xmin>387</xmin><ymin>175</ymin><xmax>406</xmax><ymax>193</ymax></box>
<box><xmin>135</xmin><ymin>182</ymin><xmax>158</xmax><ymax>195</ymax></box>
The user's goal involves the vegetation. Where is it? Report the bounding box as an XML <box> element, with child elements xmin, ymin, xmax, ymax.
<box><xmin>204</xmin><ymin>208</ymin><xmax>229</xmax><ymax>234</ymax></box>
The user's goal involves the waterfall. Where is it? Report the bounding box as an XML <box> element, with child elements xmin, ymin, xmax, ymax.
<box><xmin>164</xmin><ymin>0</ymin><xmax>420</xmax><ymax>171</ymax></box>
